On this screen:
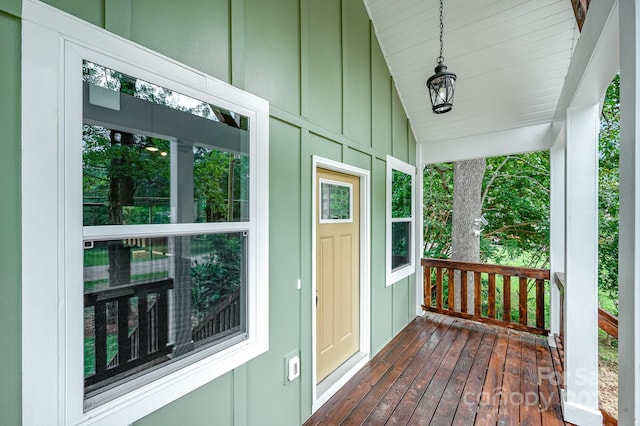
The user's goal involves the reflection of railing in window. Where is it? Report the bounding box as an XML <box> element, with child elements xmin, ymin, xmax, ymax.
<box><xmin>192</xmin><ymin>291</ymin><xmax>241</xmax><ymax>344</ymax></box>
<box><xmin>84</xmin><ymin>279</ymin><xmax>174</xmax><ymax>388</ymax></box>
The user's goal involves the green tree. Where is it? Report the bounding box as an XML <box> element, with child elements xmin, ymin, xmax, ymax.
<box><xmin>599</xmin><ymin>74</ymin><xmax>620</xmax><ymax>310</ymax></box>
<box><xmin>423</xmin><ymin>151</ymin><xmax>550</xmax><ymax>268</ymax></box>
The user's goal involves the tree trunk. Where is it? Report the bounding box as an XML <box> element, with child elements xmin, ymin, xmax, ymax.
<box><xmin>452</xmin><ymin>158</ymin><xmax>486</xmax><ymax>313</ymax></box>
<box><xmin>107</xmin><ymin>130</ymin><xmax>134</xmax><ymax>287</ymax></box>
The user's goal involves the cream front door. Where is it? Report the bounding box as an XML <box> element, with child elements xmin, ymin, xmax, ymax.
<box><xmin>316</xmin><ymin>168</ymin><xmax>360</xmax><ymax>383</ymax></box>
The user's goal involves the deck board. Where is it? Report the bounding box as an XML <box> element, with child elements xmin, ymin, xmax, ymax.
<box><xmin>304</xmin><ymin>312</ymin><xmax>568</xmax><ymax>426</ymax></box>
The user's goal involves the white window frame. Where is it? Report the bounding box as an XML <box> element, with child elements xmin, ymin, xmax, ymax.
<box><xmin>386</xmin><ymin>155</ymin><xmax>416</xmax><ymax>286</ymax></box>
<box><xmin>21</xmin><ymin>2</ymin><xmax>269</xmax><ymax>425</ymax></box>
<box><xmin>318</xmin><ymin>178</ymin><xmax>353</xmax><ymax>224</ymax></box>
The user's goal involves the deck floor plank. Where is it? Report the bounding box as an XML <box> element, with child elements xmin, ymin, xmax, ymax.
<box><xmin>497</xmin><ymin>330</ymin><xmax>522</xmax><ymax>425</ymax></box>
<box><xmin>339</xmin><ymin>315</ymin><xmax>447</xmax><ymax>423</ymax></box>
<box><xmin>474</xmin><ymin>330</ymin><xmax>509</xmax><ymax>425</ymax></box>
<box><xmin>362</xmin><ymin>316</ymin><xmax>456</xmax><ymax>424</ymax></box>
<box><xmin>535</xmin><ymin>339</ymin><xmax>565</xmax><ymax>426</ymax></box>
<box><xmin>386</xmin><ymin>320</ymin><xmax>466</xmax><ymax>424</ymax></box>
<box><xmin>450</xmin><ymin>329</ymin><xmax>497</xmax><ymax>425</ymax></box>
<box><xmin>406</xmin><ymin>324</ymin><xmax>473</xmax><ymax>425</ymax></box>
<box><xmin>422</xmin><ymin>323</ymin><xmax>484</xmax><ymax>426</ymax></box>
<box><xmin>520</xmin><ymin>333</ymin><xmax>543</xmax><ymax>426</ymax></box>
<box><xmin>304</xmin><ymin>312</ymin><xmax>568</xmax><ymax>426</ymax></box>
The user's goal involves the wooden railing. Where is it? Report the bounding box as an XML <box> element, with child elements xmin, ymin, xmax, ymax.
<box><xmin>422</xmin><ymin>258</ymin><xmax>550</xmax><ymax>335</ymax></box>
<box><xmin>84</xmin><ymin>278</ymin><xmax>174</xmax><ymax>387</ymax></box>
<box><xmin>599</xmin><ymin>307</ymin><xmax>618</xmax><ymax>340</ymax></box>
<box><xmin>192</xmin><ymin>291</ymin><xmax>241</xmax><ymax>343</ymax></box>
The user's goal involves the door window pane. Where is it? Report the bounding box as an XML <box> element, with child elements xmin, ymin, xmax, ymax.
<box><xmin>320</xmin><ymin>181</ymin><xmax>352</xmax><ymax>221</ymax></box>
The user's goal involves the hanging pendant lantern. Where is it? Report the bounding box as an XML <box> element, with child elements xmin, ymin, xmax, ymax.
<box><xmin>427</xmin><ymin>0</ymin><xmax>456</xmax><ymax>114</ymax></box>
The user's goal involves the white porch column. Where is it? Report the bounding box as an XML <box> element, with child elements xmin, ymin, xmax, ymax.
<box><xmin>618</xmin><ymin>1</ymin><xmax>640</xmax><ymax>423</ymax></box>
<box><xmin>549</xmin><ymin>136</ymin><xmax>565</xmax><ymax>341</ymax></box>
<box><xmin>562</xmin><ymin>105</ymin><xmax>602</xmax><ymax>425</ymax></box>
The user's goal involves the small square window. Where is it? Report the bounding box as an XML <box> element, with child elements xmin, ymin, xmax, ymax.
<box><xmin>319</xmin><ymin>180</ymin><xmax>352</xmax><ymax>223</ymax></box>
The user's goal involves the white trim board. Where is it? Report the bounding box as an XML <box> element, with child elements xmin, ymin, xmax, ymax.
<box><xmin>310</xmin><ymin>156</ymin><xmax>371</xmax><ymax>413</ymax></box>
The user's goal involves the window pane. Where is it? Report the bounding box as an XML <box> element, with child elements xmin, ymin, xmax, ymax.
<box><xmin>82</xmin><ymin>61</ymin><xmax>249</xmax><ymax>226</ymax></box>
<box><xmin>391</xmin><ymin>221</ymin><xmax>411</xmax><ymax>270</ymax></box>
<box><xmin>83</xmin><ymin>232</ymin><xmax>247</xmax><ymax>403</ymax></box>
<box><xmin>320</xmin><ymin>182</ymin><xmax>351</xmax><ymax>221</ymax></box>
<box><xmin>392</xmin><ymin>169</ymin><xmax>412</xmax><ymax>219</ymax></box>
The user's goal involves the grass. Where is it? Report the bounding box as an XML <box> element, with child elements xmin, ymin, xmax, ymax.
<box><xmin>84</xmin><ymin>246</ymin><xmax>167</xmax><ymax>267</ymax></box>
<box><xmin>84</xmin><ymin>333</ymin><xmax>119</xmax><ymax>377</ymax></box>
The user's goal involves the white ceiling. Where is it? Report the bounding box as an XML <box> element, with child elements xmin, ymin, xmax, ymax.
<box><xmin>363</xmin><ymin>0</ymin><xmax>579</xmax><ymax>146</ymax></box>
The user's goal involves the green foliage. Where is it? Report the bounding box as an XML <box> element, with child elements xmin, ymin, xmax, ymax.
<box><xmin>599</xmin><ymin>74</ymin><xmax>620</xmax><ymax>309</ymax></box>
<box><xmin>423</xmin><ymin>75</ymin><xmax>621</xmax><ymax>310</ymax></box>
<box><xmin>423</xmin><ymin>152</ymin><xmax>550</xmax><ymax>268</ymax></box>
<box><xmin>423</xmin><ymin>163</ymin><xmax>454</xmax><ymax>258</ymax></box>
<box><xmin>191</xmin><ymin>234</ymin><xmax>243</xmax><ymax>322</ymax></box>
<box><xmin>391</xmin><ymin>170</ymin><xmax>412</xmax><ymax>218</ymax></box>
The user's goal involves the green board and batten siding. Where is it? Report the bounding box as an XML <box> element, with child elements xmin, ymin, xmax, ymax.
<box><xmin>0</xmin><ymin>0</ymin><xmax>417</xmax><ymax>424</ymax></box>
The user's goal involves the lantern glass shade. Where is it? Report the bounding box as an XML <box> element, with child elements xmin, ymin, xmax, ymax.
<box><xmin>426</xmin><ymin>63</ymin><xmax>456</xmax><ymax>114</ymax></box>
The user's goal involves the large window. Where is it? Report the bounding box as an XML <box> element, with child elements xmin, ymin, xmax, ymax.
<box><xmin>22</xmin><ymin>4</ymin><xmax>269</xmax><ymax>424</ymax></box>
<box><xmin>386</xmin><ymin>156</ymin><xmax>416</xmax><ymax>285</ymax></box>
<box><xmin>82</xmin><ymin>61</ymin><xmax>254</xmax><ymax>408</ymax></box>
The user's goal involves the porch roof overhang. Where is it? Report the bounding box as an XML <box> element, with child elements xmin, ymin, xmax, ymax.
<box><xmin>364</xmin><ymin>0</ymin><xmax>619</xmax><ymax>163</ymax></box>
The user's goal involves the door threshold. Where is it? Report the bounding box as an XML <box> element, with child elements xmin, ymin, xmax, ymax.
<box><xmin>313</xmin><ymin>351</ymin><xmax>368</xmax><ymax>413</ymax></box>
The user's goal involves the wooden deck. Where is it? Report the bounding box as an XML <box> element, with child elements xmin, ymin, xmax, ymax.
<box><xmin>305</xmin><ymin>312</ymin><xmax>568</xmax><ymax>426</ymax></box>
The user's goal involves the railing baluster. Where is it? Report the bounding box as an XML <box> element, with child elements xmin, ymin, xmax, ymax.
<box><xmin>474</xmin><ymin>272</ymin><xmax>481</xmax><ymax>314</ymax></box>
<box><xmin>448</xmin><ymin>269</ymin><xmax>455</xmax><ymax>310</ymax></box>
<box><xmin>138</xmin><ymin>294</ymin><xmax>149</xmax><ymax>358</ymax></box>
<box><xmin>95</xmin><ymin>301</ymin><xmax>107</xmax><ymax>376</ymax></box>
<box><xmin>488</xmin><ymin>273</ymin><xmax>496</xmax><ymax>318</ymax></box>
<box><xmin>519</xmin><ymin>276</ymin><xmax>528</xmax><ymax>325</ymax></box>
<box><xmin>117</xmin><ymin>297</ymin><xmax>130</xmax><ymax>366</ymax></box>
<box><xmin>157</xmin><ymin>289</ymin><xmax>169</xmax><ymax>352</ymax></box>
<box><xmin>424</xmin><ymin>266</ymin><xmax>431</xmax><ymax>308</ymax></box>
<box><xmin>436</xmin><ymin>268</ymin><xmax>443</xmax><ymax>310</ymax></box>
<box><xmin>536</xmin><ymin>278</ymin><xmax>545</xmax><ymax>329</ymax></box>
<box><xmin>503</xmin><ymin>274</ymin><xmax>511</xmax><ymax>322</ymax></box>
<box><xmin>460</xmin><ymin>270</ymin><xmax>468</xmax><ymax>313</ymax></box>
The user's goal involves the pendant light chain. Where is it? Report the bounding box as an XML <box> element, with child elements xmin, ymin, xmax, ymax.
<box><xmin>437</xmin><ymin>0</ymin><xmax>444</xmax><ymax>64</ymax></box>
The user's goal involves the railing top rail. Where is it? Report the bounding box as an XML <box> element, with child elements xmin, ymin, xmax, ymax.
<box><xmin>421</xmin><ymin>258</ymin><xmax>550</xmax><ymax>280</ymax></box>
<box><xmin>554</xmin><ymin>272</ymin><xmax>565</xmax><ymax>290</ymax></box>
<box><xmin>84</xmin><ymin>278</ymin><xmax>174</xmax><ymax>304</ymax></box>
